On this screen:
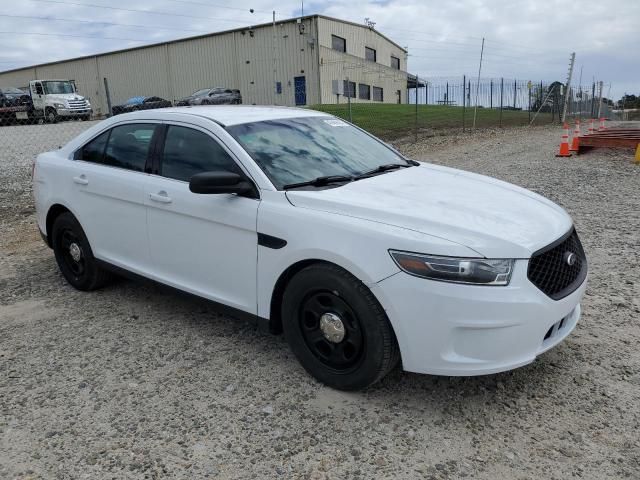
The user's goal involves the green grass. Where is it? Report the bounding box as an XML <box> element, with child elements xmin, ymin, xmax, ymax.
<box><xmin>309</xmin><ymin>104</ymin><xmax>553</xmax><ymax>140</ymax></box>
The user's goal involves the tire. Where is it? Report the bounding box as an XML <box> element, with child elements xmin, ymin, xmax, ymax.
<box><xmin>282</xmin><ymin>263</ymin><xmax>400</xmax><ymax>390</ymax></box>
<box><xmin>81</xmin><ymin>115</ymin><xmax>90</xmax><ymax>121</ymax></box>
<box><xmin>46</xmin><ymin>108</ymin><xmax>58</xmax><ymax>124</ymax></box>
<box><xmin>51</xmin><ymin>212</ymin><xmax>112</xmax><ymax>291</ymax></box>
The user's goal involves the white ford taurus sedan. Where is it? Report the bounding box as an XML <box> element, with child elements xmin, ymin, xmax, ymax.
<box><xmin>33</xmin><ymin>106</ymin><xmax>588</xmax><ymax>390</ymax></box>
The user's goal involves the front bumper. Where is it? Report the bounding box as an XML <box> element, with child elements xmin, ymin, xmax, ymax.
<box><xmin>56</xmin><ymin>108</ymin><xmax>92</xmax><ymax>117</ymax></box>
<box><xmin>371</xmin><ymin>259</ymin><xmax>587</xmax><ymax>376</ymax></box>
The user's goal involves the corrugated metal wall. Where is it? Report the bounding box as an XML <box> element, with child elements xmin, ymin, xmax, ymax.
<box><xmin>317</xmin><ymin>17</ymin><xmax>408</xmax><ymax>104</ymax></box>
<box><xmin>0</xmin><ymin>16</ymin><xmax>404</xmax><ymax>112</ymax></box>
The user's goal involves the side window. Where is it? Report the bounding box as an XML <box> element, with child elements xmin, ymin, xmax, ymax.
<box><xmin>34</xmin><ymin>82</ymin><xmax>44</xmax><ymax>95</ymax></box>
<box><xmin>160</xmin><ymin>126</ymin><xmax>241</xmax><ymax>182</ymax></box>
<box><xmin>103</xmin><ymin>123</ymin><xmax>156</xmax><ymax>172</ymax></box>
<box><xmin>74</xmin><ymin>130</ymin><xmax>110</xmax><ymax>162</ymax></box>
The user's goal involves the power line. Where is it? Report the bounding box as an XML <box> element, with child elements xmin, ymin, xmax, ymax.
<box><xmin>25</xmin><ymin>0</ymin><xmax>272</xmax><ymax>24</ymax></box>
<box><xmin>0</xmin><ymin>13</ymin><xmax>208</xmax><ymax>33</ymax></box>
<box><xmin>163</xmin><ymin>0</ymin><xmax>272</xmax><ymax>14</ymax></box>
<box><xmin>0</xmin><ymin>31</ymin><xmax>147</xmax><ymax>41</ymax></box>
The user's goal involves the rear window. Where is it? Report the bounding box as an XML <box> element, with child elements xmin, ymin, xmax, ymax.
<box><xmin>75</xmin><ymin>123</ymin><xmax>156</xmax><ymax>172</ymax></box>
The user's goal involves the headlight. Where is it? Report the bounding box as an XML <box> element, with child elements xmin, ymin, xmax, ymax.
<box><xmin>389</xmin><ymin>250</ymin><xmax>514</xmax><ymax>286</ymax></box>
<box><xmin>53</xmin><ymin>103</ymin><xmax>65</xmax><ymax>108</ymax></box>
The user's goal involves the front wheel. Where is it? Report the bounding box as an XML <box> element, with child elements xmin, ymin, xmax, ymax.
<box><xmin>282</xmin><ymin>263</ymin><xmax>400</xmax><ymax>390</ymax></box>
<box><xmin>51</xmin><ymin>212</ymin><xmax>112</xmax><ymax>291</ymax></box>
<box><xmin>46</xmin><ymin>108</ymin><xmax>58</xmax><ymax>123</ymax></box>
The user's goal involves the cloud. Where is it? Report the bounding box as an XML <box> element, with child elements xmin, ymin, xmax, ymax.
<box><xmin>0</xmin><ymin>0</ymin><xmax>636</xmax><ymax>99</ymax></box>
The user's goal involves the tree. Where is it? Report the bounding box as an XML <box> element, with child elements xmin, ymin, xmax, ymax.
<box><xmin>531</xmin><ymin>81</ymin><xmax>564</xmax><ymax>114</ymax></box>
<box><xmin>617</xmin><ymin>94</ymin><xmax>639</xmax><ymax>109</ymax></box>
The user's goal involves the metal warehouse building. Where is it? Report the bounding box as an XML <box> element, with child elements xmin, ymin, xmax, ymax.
<box><xmin>0</xmin><ymin>15</ymin><xmax>408</xmax><ymax>115</ymax></box>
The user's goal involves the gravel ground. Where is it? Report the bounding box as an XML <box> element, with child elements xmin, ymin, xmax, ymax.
<box><xmin>1</xmin><ymin>121</ymin><xmax>639</xmax><ymax>479</ymax></box>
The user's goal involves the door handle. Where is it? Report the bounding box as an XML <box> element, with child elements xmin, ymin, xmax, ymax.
<box><xmin>73</xmin><ymin>175</ymin><xmax>88</xmax><ymax>185</ymax></box>
<box><xmin>149</xmin><ymin>191</ymin><xmax>172</xmax><ymax>204</ymax></box>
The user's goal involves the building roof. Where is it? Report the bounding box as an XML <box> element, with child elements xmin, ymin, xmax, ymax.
<box><xmin>0</xmin><ymin>14</ymin><xmax>407</xmax><ymax>75</ymax></box>
<box><xmin>117</xmin><ymin>105</ymin><xmax>332</xmax><ymax>126</ymax></box>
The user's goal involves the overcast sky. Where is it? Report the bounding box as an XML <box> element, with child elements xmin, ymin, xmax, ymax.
<box><xmin>1</xmin><ymin>0</ymin><xmax>637</xmax><ymax>99</ymax></box>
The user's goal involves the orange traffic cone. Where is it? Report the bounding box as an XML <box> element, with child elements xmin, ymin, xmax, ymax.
<box><xmin>556</xmin><ymin>123</ymin><xmax>572</xmax><ymax>157</ymax></box>
<box><xmin>598</xmin><ymin>117</ymin><xmax>606</xmax><ymax>131</ymax></box>
<box><xmin>588</xmin><ymin>118</ymin><xmax>595</xmax><ymax>135</ymax></box>
<box><xmin>570</xmin><ymin>120</ymin><xmax>580</xmax><ymax>152</ymax></box>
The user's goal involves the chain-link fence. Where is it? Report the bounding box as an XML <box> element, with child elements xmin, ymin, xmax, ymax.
<box><xmin>0</xmin><ymin>73</ymin><xmax>623</xmax><ymax>152</ymax></box>
<box><xmin>312</xmin><ymin>76</ymin><xmax>624</xmax><ymax>141</ymax></box>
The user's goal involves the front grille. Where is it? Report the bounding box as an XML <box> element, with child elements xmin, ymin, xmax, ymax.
<box><xmin>68</xmin><ymin>99</ymin><xmax>89</xmax><ymax>110</ymax></box>
<box><xmin>527</xmin><ymin>229</ymin><xmax>587</xmax><ymax>300</ymax></box>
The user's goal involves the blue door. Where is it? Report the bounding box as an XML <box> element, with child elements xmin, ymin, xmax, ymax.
<box><xmin>294</xmin><ymin>76</ymin><xmax>306</xmax><ymax>105</ymax></box>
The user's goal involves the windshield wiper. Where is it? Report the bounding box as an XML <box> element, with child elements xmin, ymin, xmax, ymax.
<box><xmin>283</xmin><ymin>175</ymin><xmax>354</xmax><ymax>190</ymax></box>
<box><xmin>354</xmin><ymin>161</ymin><xmax>418</xmax><ymax>180</ymax></box>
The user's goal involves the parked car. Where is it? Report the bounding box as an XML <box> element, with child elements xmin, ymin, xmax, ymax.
<box><xmin>112</xmin><ymin>96</ymin><xmax>172</xmax><ymax>116</ymax></box>
<box><xmin>33</xmin><ymin>106</ymin><xmax>587</xmax><ymax>390</ymax></box>
<box><xmin>0</xmin><ymin>87</ymin><xmax>34</xmax><ymax>124</ymax></box>
<box><xmin>176</xmin><ymin>87</ymin><xmax>242</xmax><ymax>106</ymax></box>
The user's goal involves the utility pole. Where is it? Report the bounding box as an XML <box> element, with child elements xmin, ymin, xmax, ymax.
<box><xmin>597</xmin><ymin>80</ymin><xmax>604</xmax><ymax>119</ymax></box>
<box><xmin>561</xmin><ymin>52</ymin><xmax>575</xmax><ymax>123</ymax></box>
<box><xmin>472</xmin><ymin>37</ymin><xmax>484</xmax><ymax>129</ymax></box>
<box><xmin>577</xmin><ymin>65</ymin><xmax>583</xmax><ymax>119</ymax></box>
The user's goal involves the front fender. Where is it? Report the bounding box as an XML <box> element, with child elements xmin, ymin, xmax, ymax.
<box><xmin>255</xmin><ymin>192</ymin><xmax>477</xmax><ymax>321</ymax></box>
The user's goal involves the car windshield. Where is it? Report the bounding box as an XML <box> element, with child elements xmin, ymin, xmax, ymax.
<box><xmin>191</xmin><ymin>89</ymin><xmax>210</xmax><ymax>97</ymax></box>
<box><xmin>227</xmin><ymin>116</ymin><xmax>407</xmax><ymax>189</ymax></box>
<box><xmin>42</xmin><ymin>81</ymin><xmax>75</xmax><ymax>94</ymax></box>
<box><xmin>3</xmin><ymin>87</ymin><xmax>25</xmax><ymax>95</ymax></box>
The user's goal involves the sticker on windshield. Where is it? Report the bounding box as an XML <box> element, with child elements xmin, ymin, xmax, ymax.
<box><xmin>324</xmin><ymin>119</ymin><xmax>349</xmax><ymax>127</ymax></box>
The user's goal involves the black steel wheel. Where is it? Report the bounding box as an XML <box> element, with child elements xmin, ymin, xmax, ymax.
<box><xmin>58</xmin><ymin>228</ymin><xmax>86</xmax><ymax>277</ymax></box>
<box><xmin>282</xmin><ymin>263</ymin><xmax>400</xmax><ymax>390</ymax></box>
<box><xmin>299</xmin><ymin>290</ymin><xmax>365</xmax><ymax>372</ymax></box>
<box><xmin>51</xmin><ymin>212</ymin><xmax>112</xmax><ymax>291</ymax></box>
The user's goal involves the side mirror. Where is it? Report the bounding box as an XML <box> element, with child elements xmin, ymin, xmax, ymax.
<box><xmin>189</xmin><ymin>171</ymin><xmax>254</xmax><ymax>195</ymax></box>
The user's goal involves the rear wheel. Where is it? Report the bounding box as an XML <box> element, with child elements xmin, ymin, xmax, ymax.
<box><xmin>51</xmin><ymin>213</ymin><xmax>112</xmax><ymax>291</ymax></box>
<box><xmin>282</xmin><ymin>263</ymin><xmax>399</xmax><ymax>390</ymax></box>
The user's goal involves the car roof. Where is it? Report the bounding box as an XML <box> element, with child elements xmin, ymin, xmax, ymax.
<box><xmin>117</xmin><ymin>105</ymin><xmax>332</xmax><ymax>126</ymax></box>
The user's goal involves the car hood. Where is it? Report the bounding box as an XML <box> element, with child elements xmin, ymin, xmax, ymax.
<box><xmin>285</xmin><ymin>164</ymin><xmax>573</xmax><ymax>258</ymax></box>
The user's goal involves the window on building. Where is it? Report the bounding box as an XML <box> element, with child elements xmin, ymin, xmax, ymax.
<box><xmin>331</xmin><ymin>35</ymin><xmax>346</xmax><ymax>53</ymax></box>
<box><xmin>372</xmin><ymin>86</ymin><xmax>384</xmax><ymax>102</ymax></box>
<box><xmin>391</xmin><ymin>56</ymin><xmax>400</xmax><ymax>70</ymax></box>
<box><xmin>343</xmin><ymin>80</ymin><xmax>356</xmax><ymax>98</ymax></box>
<box><xmin>365</xmin><ymin>47</ymin><xmax>376</xmax><ymax>62</ymax></box>
<box><xmin>358</xmin><ymin>84</ymin><xmax>371</xmax><ymax>100</ymax></box>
